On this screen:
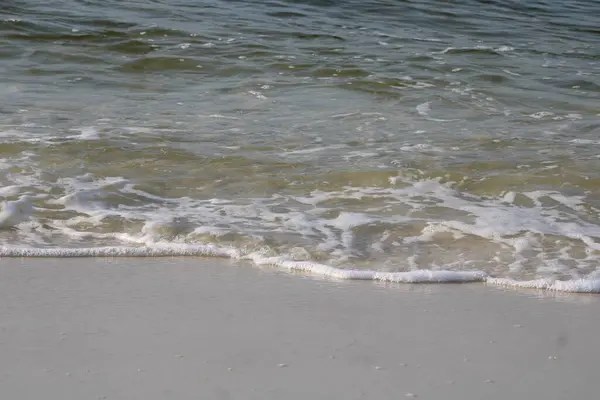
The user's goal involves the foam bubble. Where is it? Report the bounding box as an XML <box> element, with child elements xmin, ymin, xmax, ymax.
<box><xmin>0</xmin><ymin>185</ymin><xmax>22</xmax><ymax>197</ymax></box>
<box><xmin>0</xmin><ymin>196</ymin><xmax>34</xmax><ymax>229</ymax></box>
<box><xmin>416</xmin><ymin>102</ymin><xmax>458</xmax><ymax>122</ymax></box>
<box><xmin>66</xmin><ymin>127</ymin><xmax>100</xmax><ymax>141</ymax></box>
<box><xmin>416</xmin><ymin>101</ymin><xmax>432</xmax><ymax>117</ymax></box>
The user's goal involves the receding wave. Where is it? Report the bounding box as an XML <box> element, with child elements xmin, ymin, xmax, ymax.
<box><xmin>1</xmin><ymin>170</ymin><xmax>600</xmax><ymax>293</ymax></box>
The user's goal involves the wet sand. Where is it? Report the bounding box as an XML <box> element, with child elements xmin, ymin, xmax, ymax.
<box><xmin>1</xmin><ymin>257</ymin><xmax>598</xmax><ymax>399</ymax></box>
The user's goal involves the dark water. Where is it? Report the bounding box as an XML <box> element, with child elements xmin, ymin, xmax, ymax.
<box><xmin>1</xmin><ymin>1</ymin><xmax>600</xmax><ymax>290</ymax></box>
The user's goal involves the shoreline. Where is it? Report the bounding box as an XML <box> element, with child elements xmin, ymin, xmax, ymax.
<box><xmin>2</xmin><ymin>245</ymin><xmax>600</xmax><ymax>293</ymax></box>
<box><xmin>1</xmin><ymin>257</ymin><xmax>599</xmax><ymax>399</ymax></box>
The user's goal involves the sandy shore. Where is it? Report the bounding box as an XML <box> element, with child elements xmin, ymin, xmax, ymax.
<box><xmin>1</xmin><ymin>257</ymin><xmax>599</xmax><ymax>399</ymax></box>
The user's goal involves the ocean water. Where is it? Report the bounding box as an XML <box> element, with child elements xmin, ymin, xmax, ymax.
<box><xmin>1</xmin><ymin>0</ymin><xmax>600</xmax><ymax>292</ymax></box>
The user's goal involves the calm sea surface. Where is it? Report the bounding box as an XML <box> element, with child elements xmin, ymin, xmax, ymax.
<box><xmin>1</xmin><ymin>1</ymin><xmax>600</xmax><ymax>290</ymax></box>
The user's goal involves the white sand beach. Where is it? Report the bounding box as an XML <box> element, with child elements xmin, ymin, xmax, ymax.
<box><xmin>1</xmin><ymin>257</ymin><xmax>599</xmax><ymax>399</ymax></box>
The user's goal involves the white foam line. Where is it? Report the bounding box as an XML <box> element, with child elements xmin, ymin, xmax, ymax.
<box><xmin>0</xmin><ymin>244</ymin><xmax>240</xmax><ymax>258</ymax></box>
<box><xmin>1</xmin><ymin>245</ymin><xmax>598</xmax><ymax>292</ymax></box>
<box><xmin>249</xmin><ymin>254</ymin><xmax>486</xmax><ymax>283</ymax></box>
<box><xmin>0</xmin><ymin>244</ymin><xmax>485</xmax><ymax>283</ymax></box>
<box><xmin>486</xmin><ymin>278</ymin><xmax>600</xmax><ymax>294</ymax></box>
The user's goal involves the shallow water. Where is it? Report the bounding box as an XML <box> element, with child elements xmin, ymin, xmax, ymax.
<box><xmin>1</xmin><ymin>0</ymin><xmax>600</xmax><ymax>291</ymax></box>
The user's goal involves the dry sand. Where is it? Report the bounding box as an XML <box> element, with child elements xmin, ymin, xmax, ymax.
<box><xmin>1</xmin><ymin>257</ymin><xmax>599</xmax><ymax>399</ymax></box>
